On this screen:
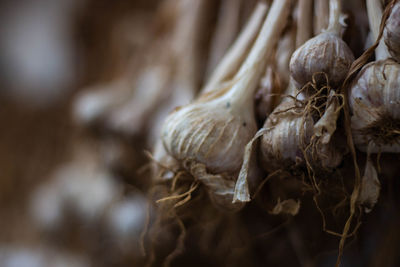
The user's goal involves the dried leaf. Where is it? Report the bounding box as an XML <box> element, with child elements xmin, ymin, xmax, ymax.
<box><xmin>358</xmin><ymin>156</ymin><xmax>380</xmax><ymax>213</ymax></box>
<box><xmin>233</xmin><ymin>127</ymin><xmax>272</xmax><ymax>203</ymax></box>
<box><xmin>314</xmin><ymin>91</ymin><xmax>340</xmax><ymax>144</ymax></box>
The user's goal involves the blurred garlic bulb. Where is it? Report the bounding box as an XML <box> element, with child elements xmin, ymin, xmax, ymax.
<box><xmin>384</xmin><ymin>1</ymin><xmax>400</xmax><ymax>62</ymax></box>
<box><xmin>73</xmin><ymin>79</ymin><xmax>130</xmax><ymax>126</ymax></box>
<box><xmin>289</xmin><ymin>0</ymin><xmax>354</xmax><ymax>89</ymax></box>
<box><xmin>349</xmin><ymin>59</ymin><xmax>400</xmax><ymax>153</ymax></box>
<box><xmin>162</xmin><ymin>0</ymin><xmax>290</xmax><ymax>211</ymax></box>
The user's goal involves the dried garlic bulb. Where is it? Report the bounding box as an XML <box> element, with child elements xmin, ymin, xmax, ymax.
<box><xmin>260</xmin><ymin>96</ymin><xmax>342</xmax><ymax>173</ymax></box>
<box><xmin>233</xmin><ymin>80</ymin><xmax>342</xmax><ymax>202</ymax></box>
<box><xmin>349</xmin><ymin>59</ymin><xmax>400</xmax><ymax>153</ymax></box>
<box><xmin>260</xmin><ymin>100</ymin><xmax>314</xmax><ymax>172</ymax></box>
<box><xmin>152</xmin><ymin>2</ymin><xmax>268</xmax><ymax>183</ymax></box>
<box><xmin>384</xmin><ymin>1</ymin><xmax>400</xmax><ymax>62</ymax></box>
<box><xmin>289</xmin><ymin>0</ymin><xmax>354</xmax><ymax>89</ymax></box>
<box><xmin>162</xmin><ymin>0</ymin><xmax>290</xmax><ymax>211</ymax></box>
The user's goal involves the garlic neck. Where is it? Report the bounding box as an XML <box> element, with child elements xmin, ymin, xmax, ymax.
<box><xmin>296</xmin><ymin>0</ymin><xmax>313</xmax><ymax>47</ymax></box>
<box><xmin>226</xmin><ymin>0</ymin><xmax>291</xmax><ymax>110</ymax></box>
<box><xmin>327</xmin><ymin>0</ymin><xmax>342</xmax><ymax>36</ymax></box>
<box><xmin>366</xmin><ymin>0</ymin><xmax>390</xmax><ymax>60</ymax></box>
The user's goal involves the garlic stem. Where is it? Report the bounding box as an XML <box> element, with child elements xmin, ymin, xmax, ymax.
<box><xmin>327</xmin><ymin>0</ymin><xmax>342</xmax><ymax>35</ymax></box>
<box><xmin>296</xmin><ymin>0</ymin><xmax>313</xmax><ymax>47</ymax></box>
<box><xmin>314</xmin><ymin>0</ymin><xmax>329</xmax><ymax>34</ymax></box>
<box><xmin>366</xmin><ymin>0</ymin><xmax>390</xmax><ymax>60</ymax></box>
<box><xmin>203</xmin><ymin>2</ymin><xmax>269</xmax><ymax>93</ymax></box>
<box><xmin>226</xmin><ymin>0</ymin><xmax>291</xmax><ymax>107</ymax></box>
<box><xmin>205</xmin><ymin>0</ymin><xmax>241</xmax><ymax>79</ymax></box>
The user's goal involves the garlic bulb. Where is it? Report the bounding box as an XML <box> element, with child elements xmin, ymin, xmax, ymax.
<box><xmin>260</xmin><ymin>100</ymin><xmax>314</xmax><ymax>172</ymax></box>
<box><xmin>289</xmin><ymin>0</ymin><xmax>354</xmax><ymax>89</ymax></box>
<box><xmin>259</xmin><ymin>97</ymin><xmax>342</xmax><ymax>173</ymax></box>
<box><xmin>153</xmin><ymin>2</ymin><xmax>269</xmax><ymax>182</ymax></box>
<box><xmin>349</xmin><ymin>59</ymin><xmax>400</xmax><ymax>153</ymax></box>
<box><xmin>384</xmin><ymin>1</ymin><xmax>400</xmax><ymax>62</ymax></box>
<box><xmin>161</xmin><ymin>0</ymin><xmax>291</xmax><ymax>211</ymax></box>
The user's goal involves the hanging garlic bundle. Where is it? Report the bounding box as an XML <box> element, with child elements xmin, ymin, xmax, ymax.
<box><xmin>349</xmin><ymin>0</ymin><xmax>400</xmax><ymax>153</ymax></box>
<box><xmin>233</xmin><ymin>0</ymin><xmax>349</xmax><ymax>203</ymax></box>
<box><xmin>289</xmin><ymin>0</ymin><xmax>354</xmax><ymax>90</ymax></box>
<box><xmin>262</xmin><ymin>0</ymin><xmax>350</xmax><ymax>170</ymax></box>
<box><xmin>161</xmin><ymin>0</ymin><xmax>290</xmax><ymax>211</ymax></box>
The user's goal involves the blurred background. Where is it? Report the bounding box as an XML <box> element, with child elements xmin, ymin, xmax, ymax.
<box><xmin>0</xmin><ymin>0</ymin><xmax>160</xmax><ymax>266</ymax></box>
<box><xmin>1</xmin><ymin>0</ymin><xmax>400</xmax><ymax>267</ymax></box>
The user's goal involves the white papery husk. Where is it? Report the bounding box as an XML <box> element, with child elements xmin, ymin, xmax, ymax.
<box><xmin>358</xmin><ymin>155</ymin><xmax>380</xmax><ymax>213</ymax></box>
<box><xmin>349</xmin><ymin>59</ymin><xmax>400</xmax><ymax>153</ymax></box>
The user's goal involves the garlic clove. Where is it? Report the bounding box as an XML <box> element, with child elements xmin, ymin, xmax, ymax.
<box><xmin>384</xmin><ymin>1</ymin><xmax>400</xmax><ymax>62</ymax></box>
<box><xmin>289</xmin><ymin>32</ymin><xmax>355</xmax><ymax>89</ymax></box>
<box><xmin>349</xmin><ymin>59</ymin><xmax>400</xmax><ymax>153</ymax></box>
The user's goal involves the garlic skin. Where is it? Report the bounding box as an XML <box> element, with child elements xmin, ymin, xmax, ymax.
<box><xmin>349</xmin><ymin>59</ymin><xmax>400</xmax><ymax>153</ymax></box>
<box><xmin>260</xmin><ymin>98</ymin><xmax>343</xmax><ymax>172</ymax></box>
<box><xmin>162</xmin><ymin>99</ymin><xmax>257</xmax><ymax>173</ymax></box>
<box><xmin>289</xmin><ymin>32</ymin><xmax>355</xmax><ymax>89</ymax></box>
<box><xmin>162</xmin><ymin>95</ymin><xmax>257</xmax><ymax>211</ymax></box>
<box><xmin>162</xmin><ymin>97</ymin><xmax>257</xmax><ymax>175</ymax></box>
<box><xmin>260</xmin><ymin>101</ymin><xmax>314</xmax><ymax>172</ymax></box>
<box><xmin>384</xmin><ymin>1</ymin><xmax>400</xmax><ymax>62</ymax></box>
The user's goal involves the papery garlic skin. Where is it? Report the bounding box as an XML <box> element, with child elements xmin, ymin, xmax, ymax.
<box><xmin>260</xmin><ymin>99</ymin><xmax>343</xmax><ymax>172</ymax></box>
<box><xmin>161</xmin><ymin>95</ymin><xmax>257</xmax><ymax>211</ymax></box>
<box><xmin>289</xmin><ymin>32</ymin><xmax>354</xmax><ymax>89</ymax></box>
<box><xmin>349</xmin><ymin>59</ymin><xmax>400</xmax><ymax>153</ymax></box>
<box><xmin>260</xmin><ymin>101</ymin><xmax>314</xmax><ymax>172</ymax></box>
<box><xmin>162</xmin><ymin>96</ymin><xmax>257</xmax><ymax>175</ymax></box>
<box><xmin>384</xmin><ymin>1</ymin><xmax>400</xmax><ymax>62</ymax></box>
